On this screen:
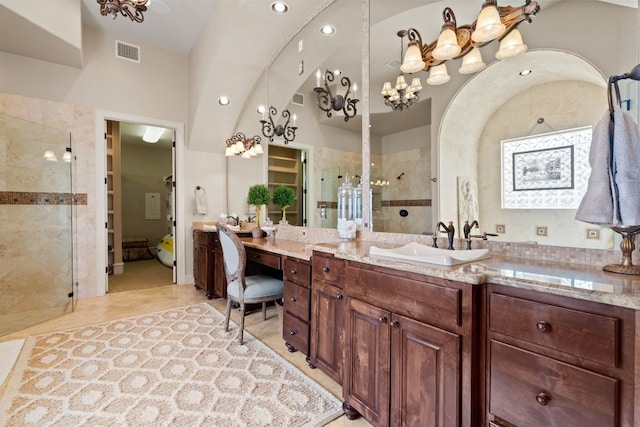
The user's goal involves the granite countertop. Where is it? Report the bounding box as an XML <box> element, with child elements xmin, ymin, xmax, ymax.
<box><xmin>241</xmin><ymin>238</ymin><xmax>640</xmax><ymax>310</ymax></box>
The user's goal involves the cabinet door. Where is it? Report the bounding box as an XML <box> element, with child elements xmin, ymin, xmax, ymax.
<box><xmin>310</xmin><ymin>280</ymin><xmax>345</xmax><ymax>384</ymax></box>
<box><xmin>193</xmin><ymin>243</ymin><xmax>207</xmax><ymax>292</ymax></box>
<box><xmin>390</xmin><ymin>313</ymin><xmax>461</xmax><ymax>427</ymax></box>
<box><xmin>344</xmin><ymin>298</ymin><xmax>391</xmax><ymax>427</ymax></box>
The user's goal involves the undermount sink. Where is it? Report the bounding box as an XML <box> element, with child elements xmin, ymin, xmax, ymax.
<box><xmin>369</xmin><ymin>242</ymin><xmax>490</xmax><ymax>267</ymax></box>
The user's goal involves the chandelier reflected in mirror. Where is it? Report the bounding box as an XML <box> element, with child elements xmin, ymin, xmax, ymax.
<box><xmin>97</xmin><ymin>0</ymin><xmax>149</xmax><ymax>23</ymax></box>
<box><xmin>314</xmin><ymin>69</ymin><xmax>359</xmax><ymax>122</ymax></box>
<box><xmin>381</xmin><ymin>30</ymin><xmax>423</xmax><ymax>112</ymax></box>
<box><xmin>225</xmin><ymin>133</ymin><xmax>263</xmax><ymax>159</ymax></box>
<box><xmin>260</xmin><ymin>106</ymin><xmax>297</xmax><ymax>145</ymax></box>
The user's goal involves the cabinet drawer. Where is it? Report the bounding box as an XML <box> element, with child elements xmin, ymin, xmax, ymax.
<box><xmin>312</xmin><ymin>253</ymin><xmax>344</xmax><ymax>288</ymax></box>
<box><xmin>284</xmin><ymin>281</ymin><xmax>310</xmax><ymax>322</ymax></box>
<box><xmin>489</xmin><ymin>340</ymin><xmax>617</xmax><ymax>427</ymax></box>
<box><xmin>489</xmin><ymin>293</ymin><xmax>618</xmax><ymax>367</ymax></box>
<box><xmin>346</xmin><ymin>266</ymin><xmax>461</xmax><ymax>329</ymax></box>
<box><xmin>245</xmin><ymin>247</ymin><xmax>281</xmax><ymax>270</ymax></box>
<box><xmin>283</xmin><ymin>311</ymin><xmax>309</xmax><ymax>354</ymax></box>
<box><xmin>193</xmin><ymin>229</ymin><xmax>211</xmax><ymax>245</ymax></box>
<box><xmin>284</xmin><ymin>258</ymin><xmax>311</xmax><ymax>286</ymax></box>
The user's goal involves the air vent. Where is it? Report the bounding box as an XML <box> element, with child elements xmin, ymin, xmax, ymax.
<box><xmin>292</xmin><ymin>92</ymin><xmax>304</xmax><ymax>106</ymax></box>
<box><xmin>115</xmin><ymin>41</ymin><xmax>140</xmax><ymax>63</ymax></box>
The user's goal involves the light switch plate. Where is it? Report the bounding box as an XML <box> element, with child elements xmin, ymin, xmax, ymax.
<box><xmin>496</xmin><ymin>224</ymin><xmax>505</xmax><ymax>234</ymax></box>
<box><xmin>536</xmin><ymin>226</ymin><xmax>547</xmax><ymax>236</ymax></box>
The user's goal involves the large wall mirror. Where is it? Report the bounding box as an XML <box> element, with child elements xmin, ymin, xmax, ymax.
<box><xmin>231</xmin><ymin>0</ymin><xmax>638</xmax><ymax>251</ymax></box>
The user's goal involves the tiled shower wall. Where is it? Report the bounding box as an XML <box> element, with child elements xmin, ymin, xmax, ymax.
<box><xmin>0</xmin><ymin>93</ymin><xmax>98</xmax><ymax>302</ymax></box>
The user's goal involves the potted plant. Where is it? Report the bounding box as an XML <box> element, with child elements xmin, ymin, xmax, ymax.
<box><xmin>246</xmin><ymin>184</ymin><xmax>271</xmax><ymax>234</ymax></box>
<box><xmin>273</xmin><ymin>185</ymin><xmax>295</xmax><ymax>225</ymax></box>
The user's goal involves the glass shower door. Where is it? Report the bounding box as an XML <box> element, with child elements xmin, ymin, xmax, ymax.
<box><xmin>0</xmin><ymin>113</ymin><xmax>75</xmax><ymax>336</ymax></box>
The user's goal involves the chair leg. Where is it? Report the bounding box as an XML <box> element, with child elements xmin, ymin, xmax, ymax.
<box><xmin>224</xmin><ymin>298</ymin><xmax>232</xmax><ymax>332</ymax></box>
<box><xmin>262</xmin><ymin>302</ymin><xmax>267</xmax><ymax>321</ymax></box>
<box><xmin>238</xmin><ymin>303</ymin><xmax>245</xmax><ymax>345</ymax></box>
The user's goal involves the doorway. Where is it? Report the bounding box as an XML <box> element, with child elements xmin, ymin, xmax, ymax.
<box><xmin>105</xmin><ymin>119</ymin><xmax>175</xmax><ymax>293</ymax></box>
<box><xmin>267</xmin><ymin>145</ymin><xmax>307</xmax><ymax>226</ymax></box>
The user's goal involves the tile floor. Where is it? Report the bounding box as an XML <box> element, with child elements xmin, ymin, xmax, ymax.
<box><xmin>0</xmin><ymin>284</ymin><xmax>370</xmax><ymax>427</ymax></box>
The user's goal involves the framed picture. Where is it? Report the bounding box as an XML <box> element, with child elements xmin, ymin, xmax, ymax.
<box><xmin>501</xmin><ymin>126</ymin><xmax>591</xmax><ymax>209</ymax></box>
<box><xmin>512</xmin><ymin>145</ymin><xmax>574</xmax><ymax>191</ymax></box>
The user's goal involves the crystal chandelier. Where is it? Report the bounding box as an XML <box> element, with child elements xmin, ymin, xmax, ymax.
<box><xmin>97</xmin><ymin>0</ymin><xmax>149</xmax><ymax>23</ymax></box>
<box><xmin>381</xmin><ymin>30</ymin><xmax>423</xmax><ymax>112</ymax></box>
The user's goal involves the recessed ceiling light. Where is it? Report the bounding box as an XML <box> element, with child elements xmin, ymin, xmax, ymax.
<box><xmin>333</xmin><ymin>69</ymin><xmax>341</xmax><ymax>76</ymax></box>
<box><xmin>271</xmin><ymin>1</ymin><xmax>288</xmax><ymax>14</ymax></box>
<box><xmin>257</xmin><ymin>105</ymin><xmax>266</xmax><ymax>115</ymax></box>
<box><xmin>519</xmin><ymin>69</ymin><xmax>532</xmax><ymax>76</ymax></box>
<box><xmin>218</xmin><ymin>96</ymin><xmax>230</xmax><ymax>106</ymax></box>
<box><xmin>320</xmin><ymin>25</ymin><xmax>336</xmax><ymax>36</ymax></box>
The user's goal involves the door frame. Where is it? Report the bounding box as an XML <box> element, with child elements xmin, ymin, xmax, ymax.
<box><xmin>94</xmin><ymin>110</ymin><xmax>185</xmax><ymax>297</ymax></box>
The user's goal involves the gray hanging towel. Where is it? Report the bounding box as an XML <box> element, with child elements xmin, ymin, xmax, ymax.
<box><xmin>612</xmin><ymin>106</ymin><xmax>640</xmax><ymax>225</ymax></box>
<box><xmin>575</xmin><ymin>109</ymin><xmax>617</xmax><ymax>225</ymax></box>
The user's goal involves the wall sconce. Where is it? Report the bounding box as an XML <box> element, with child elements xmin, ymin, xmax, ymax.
<box><xmin>225</xmin><ymin>133</ymin><xmax>263</xmax><ymax>159</ymax></box>
<box><xmin>260</xmin><ymin>106</ymin><xmax>297</xmax><ymax>145</ymax></box>
<box><xmin>97</xmin><ymin>0</ymin><xmax>149</xmax><ymax>23</ymax></box>
<box><xmin>314</xmin><ymin>69</ymin><xmax>359</xmax><ymax>122</ymax></box>
<box><xmin>399</xmin><ymin>0</ymin><xmax>539</xmax><ymax>79</ymax></box>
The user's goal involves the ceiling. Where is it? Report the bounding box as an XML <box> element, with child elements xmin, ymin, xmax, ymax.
<box><xmin>3</xmin><ymin>0</ymin><xmax>636</xmax><ymax>150</ymax></box>
<box><xmin>80</xmin><ymin>0</ymin><xmax>216</xmax><ymax>55</ymax></box>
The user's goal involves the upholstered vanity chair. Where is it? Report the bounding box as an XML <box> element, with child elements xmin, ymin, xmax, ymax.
<box><xmin>217</xmin><ymin>224</ymin><xmax>284</xmax><ymax>344</ymax></box>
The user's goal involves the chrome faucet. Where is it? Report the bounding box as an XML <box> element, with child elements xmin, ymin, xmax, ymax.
<box><xmin>437</xmin><ymin>221</ymin><xmax>456</xmax><ymax>250</ymax></box>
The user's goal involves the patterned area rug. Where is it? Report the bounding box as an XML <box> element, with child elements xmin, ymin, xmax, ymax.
<box><xmin>0</xmin><ymin>303</ymin><xmax>342</xmax><ymax>426</ymax></box>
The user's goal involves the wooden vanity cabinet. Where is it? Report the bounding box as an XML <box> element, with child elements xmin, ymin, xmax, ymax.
<box><xmin>193</xmin><ymin>229</ymin><xmax>225</xmax><ymax>299</ymax></box>
<box><xmin>282</xmin><ymin>256</ymin><xmax>311</xmax><ymax>356</ymax></box>
<box><xmin>343</xmin><ymin>262</ymin><xmax>483</xmax><ymax>427</ymax></box>
<box><xmin>486</xmin><ymin>284</ymin><xmax>637</xmax><ymax>427</ymax></box>
<box><xmin>310</xmin><ymin>251</ymin><xmax>346</xmax><ymax>385</ymax></box>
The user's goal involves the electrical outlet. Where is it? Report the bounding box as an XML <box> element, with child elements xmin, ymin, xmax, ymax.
<box><xmin>586</xmin><ymin>228</ymin><xmax>600</xmax><ymax>240</ymax></box>
<box><xmin>535</xmin><ymin>226</ymin><xmax>547</xmax><ymax>237</ymax></box>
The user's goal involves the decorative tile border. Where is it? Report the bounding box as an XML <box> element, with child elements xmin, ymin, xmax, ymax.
<box><xmin>382</xmin><ymin>199</ymin><xmax>431</xmax><ymax>207</ymax></box>
<box><xmin>317</xmin><ymin>199</ymin><xmax>431</xmax><ymax>209</ymax></box>
<box><xmin>317</xmin><ymin>201</ymin><xmax>337</xmax><ymax>209</ymax></box>
<box><xmin>0</xmin><ymin>191</ymin><xmax>87</xmax><ymax>205</ymax></box>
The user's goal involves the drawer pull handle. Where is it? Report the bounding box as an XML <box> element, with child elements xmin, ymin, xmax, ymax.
<box><xmin>390</xmin><ymin>320</ymin><xmax>399</xmax><ymax>327</ymax></box>
<box><xmin>289</xmin><ymin>330</ymin><xmax>296</xmax><ymax>336</ymax></box>
<box><xmin>290</xmin><ymin>296</ymin><xmax>297</xmax><ymax>302</ymax></box>
<box><xmin>336</xmin><ymin>293</ymin><xmax>343</xmax><ymax>300</ymax></box>
<box><xmin>322</xmin><ymin>266</ymin><xmax>330</xmax><ymax>273</ymax></box>
<box><xmin>536</xmin><ymin>321</ymin><xmax>551</xmax><ymax>332</ymax></box>
<box><xmin>536</xmin><ymin>392</ymin><xmax>551</xmax><ymax>406</ymax></box>
<box><xmin>379</xmin><ymin>315</ymin><xmax>387</xmax><ymax>323</ymax></box>
<box><xmin>290</xmin><ymin>269</ymin><xmax>297</xmax><ymax>275</ymax></box>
